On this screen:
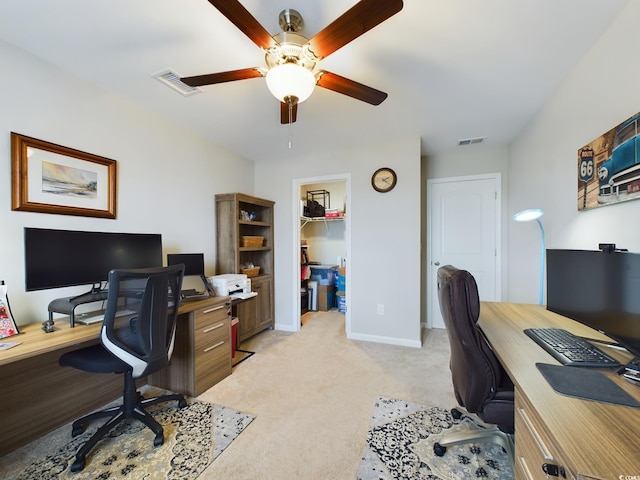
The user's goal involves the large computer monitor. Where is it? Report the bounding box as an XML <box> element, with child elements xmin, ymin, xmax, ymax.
<box><xmin>24</xmin><ymin>227</ymin><xmax>162</xmax><ymax>292</ymax></box>
<box><xmin>546</xmin><ymin>248</ymin><xmax>640</xmax><ymax>360</ymax></box>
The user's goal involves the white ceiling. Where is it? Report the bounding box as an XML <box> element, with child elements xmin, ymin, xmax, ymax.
<box><xmin>0</xmin><ymin>0</ymin><xmax>630</xmax><ymax>161</ymax></box>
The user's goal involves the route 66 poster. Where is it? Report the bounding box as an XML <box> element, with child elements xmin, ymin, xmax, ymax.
<box><xmin>578</xmin><ymin>112</ymin><xmax>640</xmax><ymax>211</ymax></box>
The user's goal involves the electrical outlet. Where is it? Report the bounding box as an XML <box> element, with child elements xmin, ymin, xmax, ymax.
<box><xmin>377</xmin><ymin>304</ymin><xmax>384</xmax><ymax>315</ymax></box>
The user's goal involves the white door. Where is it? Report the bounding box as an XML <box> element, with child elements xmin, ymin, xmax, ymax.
<box><xmin>427</xmin><ymin>174</ymin><xmax>501</xmax><ymax>329</ymax></box>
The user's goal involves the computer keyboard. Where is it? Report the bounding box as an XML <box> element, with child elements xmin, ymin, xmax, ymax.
<box><xmin>524</xmin><ymin>327</ymin><xmax>620</xmax><ymax>367</ymax></box>
<box><xmin>76</xmin><ymin>309</ymin><xmax>137</xmax><ymax>325</ymax></box>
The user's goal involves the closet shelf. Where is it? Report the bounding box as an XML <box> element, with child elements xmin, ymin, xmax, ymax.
<box><xmin>300</xmin><ymin>216</ymin><xmax>344</xmax><ymax>229</ymax></box>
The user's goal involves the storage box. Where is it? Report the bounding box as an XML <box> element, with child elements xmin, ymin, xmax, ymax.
<box><xmin>241</xmin><ymin>236</ymin><xmax>264</xmax><ymax>247</ymax></box>
<box><xmin>310</xmin><ymin>265</ymin><xmax>338</xmax><ymax>286</ymax></box>
<box><xmin>318</xmin><ymin>285</ymin><xmax>336</xmax><ymax>311</ymax></box>
<box><xmin>231</xmin><ymin>317</ymin><xmax>239</xmax><ymax>358</ymax></box>
<box><xmin>336</xmin><ymin>291</ymin><xmax>346</xmax><ymax>313</ymax></box>
<box><xmin>337</xmin><ymin>266</ymin><xmax>346</xmax><ymax>291</ymax></box>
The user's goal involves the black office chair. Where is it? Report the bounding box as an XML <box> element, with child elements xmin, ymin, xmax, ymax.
<box><xmin>434</xmin><ymin>265</ymin><xmax>514</xmax><ymax>461</ymax></box>
<box><xmin>59</xmin><ymin>265</ymin><xmax>186</xmax><ymax>472</ymax></box>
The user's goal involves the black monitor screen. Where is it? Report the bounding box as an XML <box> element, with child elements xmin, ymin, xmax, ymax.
<box><xmin>547</xmin><ymin>249</ymin><xmax>640</xmax><ymax>358</ymax></box>
<box><xmin>24</xmin><ymin>228</ymin><xmax>162</xmax><ymax>291</ymax></box>
<box><xmin>167</xmin><ymin>253</ymin><xmax>204</xmax><ymax>276</ymax></box>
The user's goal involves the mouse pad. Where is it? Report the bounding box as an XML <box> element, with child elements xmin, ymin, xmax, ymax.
<box><xmin>536</xmin><ymin>362</ymin><xmax>640</xmax><ymax>408</ymax></box>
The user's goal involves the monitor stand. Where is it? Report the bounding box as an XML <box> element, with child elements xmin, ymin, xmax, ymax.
<box><xmin>45</xmin><ymin>284</ymin><xmax>108</xmax><ymax>329</ymax></box>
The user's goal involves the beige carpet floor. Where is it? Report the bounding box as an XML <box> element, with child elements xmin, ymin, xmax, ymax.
<box><xmin>196</xmin><ymin>310</ymin><xmax>456</xmax><ymax>480</ymax></box>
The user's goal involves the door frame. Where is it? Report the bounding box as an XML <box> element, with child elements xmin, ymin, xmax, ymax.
<box><xmin>426</xmin><ymin>173</ymin><xmax>502</xmax><ymax>328</ymax></box>
<box><xmin>292</xmin><ymin>174</ymin><xmax>352</xmax><ymax>334</ymax></box>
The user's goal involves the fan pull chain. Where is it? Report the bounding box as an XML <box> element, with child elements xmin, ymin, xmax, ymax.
<box><xmin>288</xmin><ymin>102</ymin><xmax>293</xmax><ymax>149</ymax></box>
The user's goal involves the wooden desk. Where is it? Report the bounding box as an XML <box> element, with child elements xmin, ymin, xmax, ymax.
<box><xmin>479</xmin><ymin>302</ymin><xmax>640</xmax><ymax>480</ymax></box>
<box><xmin>0</xmin><ymin>295</ymin><xmax>230</xmax><ymax>457</ymax></box>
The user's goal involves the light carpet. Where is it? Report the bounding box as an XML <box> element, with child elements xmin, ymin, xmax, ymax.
<box><xmin>0</xmin><ymin>398</ymin><xmax>253</xmax><ymax>480</ymax></box>
<box><xmin>357</xmin><ymin>397</ymin><xmax>513</xmax><ymax>480</ymax></box>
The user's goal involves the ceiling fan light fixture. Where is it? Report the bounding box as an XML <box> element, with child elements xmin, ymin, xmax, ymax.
<box><xmin>265</xmin><ymin>63</ymin><xmax>316</xmax><ymax>104</ymax></box>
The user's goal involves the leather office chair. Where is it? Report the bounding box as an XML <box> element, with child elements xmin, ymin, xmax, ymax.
<box><xmin>59</xmin><ymin>265</ymin><xmax>185</xmax><ymax>472</ymax></box>
<box><xmin>434</xmin><ymin>265</ymin><xmax>515</xmax><ymax>461</ymax></box>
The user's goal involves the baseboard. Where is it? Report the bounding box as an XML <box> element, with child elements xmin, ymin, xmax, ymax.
<box><xmin>347</xmin><ymin>331</ymin><xmax>422</xmax><ymax>348</ymax></box>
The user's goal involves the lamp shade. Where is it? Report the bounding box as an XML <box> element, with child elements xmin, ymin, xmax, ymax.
<box><xmin>266</xmin><ymin>63</ymin><xmax>316</xmax><ymax>104</ymax></box>
<box><xmin>513</xmin><ymin>208</ymin><xmax>544</xmax><ymax>222</ymax></box>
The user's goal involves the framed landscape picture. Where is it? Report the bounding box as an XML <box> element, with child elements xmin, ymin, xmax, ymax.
<box><xmin>11</xmin><ymin>132</ymin><xmax>117</xmax><ymax>218</ymax></box>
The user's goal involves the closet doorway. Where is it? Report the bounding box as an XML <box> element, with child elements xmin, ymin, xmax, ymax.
<box><xmin>293</xmin><ymin>174</ymin><xmax>351</xmax><ymax>335</ymax></box>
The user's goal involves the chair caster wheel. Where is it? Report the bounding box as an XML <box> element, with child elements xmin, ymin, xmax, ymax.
<box><xmin>71</xmin><ymin>425</ymin><xmax>84</xmax><ymax>437</ymax></box>
<box><xmin>154</xmin><ymin>434</ymin><xmax>164</xmax><ymax>447</ymax></box>
<box><xmin>70</xmin><ymin>457</ymin><xmax>85</xmax><ymax>472</ymax></box>
<box><xmin>433</xmin><ymin>442</ymin><xmax>447</xmax><ymax>457</ymax></box>
<box><xmin>451</xmin><ymin>408</ymin><xmax>463</xmax><ymax>420</ymax></box>
<box><xmin>178</xmin><ymin>398</ymin><xmax>187</xmax><ymax>408</ymax></box>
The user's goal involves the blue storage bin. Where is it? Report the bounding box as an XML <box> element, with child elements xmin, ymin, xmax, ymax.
<box><xmin>309</xmin><ymin>265</ymin><xmax>337</xmax><ymax>286</ymax></box>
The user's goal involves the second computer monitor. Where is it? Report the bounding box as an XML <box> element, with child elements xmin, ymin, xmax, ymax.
<box><xmin>167</xmin><ymin>253</ymin><xmax>204</xmax><ymax>276</ymax></box>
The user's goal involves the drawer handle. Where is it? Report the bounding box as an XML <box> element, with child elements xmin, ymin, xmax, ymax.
<box><xmin>517</xmin><ymin>455</ymin><xmax>535</xmax><ymax>480</ymax></box>
<box><xmin>518</xmin><ymin>407</ymin><xmax>554</xmax><ymax>461</ymax></box>
<box><xmin>203</xmin><ymin>322</ymin><xmax>225</xmax><ymax>333</ymax></box>
<box><xmin>202</xmin><ymin>305</ymin><xmax>225</xmax><ymax>314</ymax></box>
<box><xmin>204</xmin><ymin>340</ymin><xmax>225</xmax><ymax>353</ymax></box>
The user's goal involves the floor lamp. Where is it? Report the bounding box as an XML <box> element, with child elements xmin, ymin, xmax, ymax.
<box><xmin>513</xmin><ymin>208</ymin><xmax>545</xmax><ymax>305</ymax></box>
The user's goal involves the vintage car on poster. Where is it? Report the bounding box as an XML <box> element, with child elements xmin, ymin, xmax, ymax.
<box><xmin>578</xmin><ymin>112</ymin><xmax>640</xmax><ymax>210</ymax></box>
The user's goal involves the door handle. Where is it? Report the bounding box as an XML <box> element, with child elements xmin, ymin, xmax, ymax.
<box><xmin>434</xmin><ymin>261</ymin><xmax>440</xmax><ymax>266</ymax></box>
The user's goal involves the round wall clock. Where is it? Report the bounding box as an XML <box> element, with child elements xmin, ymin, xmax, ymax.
<box><xmin>371</xmin><ymin>167</ymin><xmax>397</xmax><ymax>193</ymax></box>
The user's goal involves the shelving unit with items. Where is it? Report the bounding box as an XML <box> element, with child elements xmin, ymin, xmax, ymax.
<box><xmin>215</xmin><ymin>193</ymin><xmax>275</xmax><ymax>341</ymax></box>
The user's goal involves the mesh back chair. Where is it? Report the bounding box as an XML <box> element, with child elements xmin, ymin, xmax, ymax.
<box><xmin>59</xmin><ymin>265</ymin><xmax>185</xmax><ymax>472</ymax></box>
<box><xmin>434</xmin><ymin>265</ymin><xmax>515</xmax><ymax>462</ymax></box>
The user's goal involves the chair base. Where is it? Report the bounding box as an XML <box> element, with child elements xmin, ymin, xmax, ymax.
<box><xmin>69</xmin><ymin>376</ymin><xmax>186</xmax><ymax>472</ymax></box>
<box><xmin>433</xmin><ymin>408</ymin><xmax>514</xmax><ymax>469</ymax></box>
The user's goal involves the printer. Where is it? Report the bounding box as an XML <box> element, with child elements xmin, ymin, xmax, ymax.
<box><xmin>208</xmin><ymin>273</ymin><xmax>252</xmax><ymax>297</ymax></box>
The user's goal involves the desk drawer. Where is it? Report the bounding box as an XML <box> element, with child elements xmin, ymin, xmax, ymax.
<box><xmin>194</xmin><ymin>302</ymin><xmax>229</xmax><ymax>350</ymax></box>
<box><xmin>515</xmin><ymin>394</ymin><xmax>573</xmax><ymax>480</ymax></box>
<box><xmin>194</xmin><ymin>332</ymin><xmax>231</xmax><ymax>396</ymax></box>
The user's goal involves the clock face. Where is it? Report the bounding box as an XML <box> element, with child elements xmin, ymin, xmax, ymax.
<box><xmin>372</xmin><ymin>168</ymin><xmax>397</xmax><ymax>192</ymax></box>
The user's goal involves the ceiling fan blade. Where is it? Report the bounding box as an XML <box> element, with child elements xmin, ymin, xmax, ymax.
<box><xmin>306</xmin><ymin>0</ymin><xmax>403</xmax><ymax>59</ymax></box>
<box><xmin>280</xmin><ymin>102</ymin><xmax>298</xmax><ymax>124</ymax></box>
<box><xmin>181</xmin><ymin>68</ymin><xmax>264</xmax><ymax>87</ymax></box>
<box><xmin>317</xmin><ymin>71</ymin><xmax>388</xmax><ymax>105</ymax></box>
<box><xmin>207</xmin><ymin>0</ymin><xmax>277</xmax><ymax>50</ymax></box>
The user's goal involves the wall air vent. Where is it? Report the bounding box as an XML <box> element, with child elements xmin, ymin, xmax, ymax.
<box><xmin>152</xmin><ymin>69</ymin><xmax>201</xmax><ymax>96</ymax></box>
<box><xmin>458</xmin><ymin>136</ymin><xmax>486</xmax><ymax>146</ymax></box>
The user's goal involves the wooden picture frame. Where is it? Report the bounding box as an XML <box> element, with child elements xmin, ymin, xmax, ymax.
<box><xmin>11</xmin><ymin>132</ymin><xmax>117</xmax><ymax>219</ymax></box>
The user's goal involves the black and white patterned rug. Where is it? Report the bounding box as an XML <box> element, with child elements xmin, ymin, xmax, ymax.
<box><xmin>357</xmin><ymin>397</ymin><xmax>513</xmax><ymax>480</ymax></box>
<box><xmin>3</xmin><ymin>398</ymin><xmax>253</xmax><ymax>480</ymax></box>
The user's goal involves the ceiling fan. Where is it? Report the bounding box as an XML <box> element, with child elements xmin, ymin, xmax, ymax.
<box><xmin>181</xmin><ymin>0</ymin><xmax>404</xmax><ymax>125</ymax></box>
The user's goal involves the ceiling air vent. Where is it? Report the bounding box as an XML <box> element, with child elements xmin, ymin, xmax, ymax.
<box><xmin>458</xmin><ymin>136</ymin><xmax>486</xmax><ymax>146</ymax></box>
<box><xmin>152</xmin><ymin>69</ymin><xmax>201</xmax><ymax>96</ymax></box>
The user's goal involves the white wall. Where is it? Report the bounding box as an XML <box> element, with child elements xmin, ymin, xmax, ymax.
<box><xmin>422</xmin><ymin>145</ymin><xmax>510</xmax><ymax>310</ymax></box>
<box><xmin>255</xmin><ymin>136</ymin><xmax>422</xmax><ymax>347</ymax></box>
<box><xmin>0</xmin><ymin>40</ymin><xmax>254</xmax><ymax>325</ymax></box>
<box><xmin>508</xmin><ymin>1</ymin><xmax>640</xmax><ymax>303</ymax></box>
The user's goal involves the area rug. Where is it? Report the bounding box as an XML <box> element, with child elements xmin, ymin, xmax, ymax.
<box><xmin>2</xmin><ymin>398</ymin><xmax>254</xmax><ymax>480</ymax></box>
<box><xmin>356</xmin><ymin>396</ymin><xmax>513</xmax><ymax>480</ymax></box>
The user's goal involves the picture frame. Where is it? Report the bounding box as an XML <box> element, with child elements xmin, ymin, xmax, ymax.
<box><xmin>577</xmin><ymin>112</ymin><xmax>640</xmax><ymax>211</ymax></box>
<box><xmin>0</xmin><ymin>282</ymin><xmax>19</xmax><ymax>340</ymax></box>
<box><xmin>11</xmin><ymin>132</ymin><xmax>117</xmax><ymax>219</ymax></box>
